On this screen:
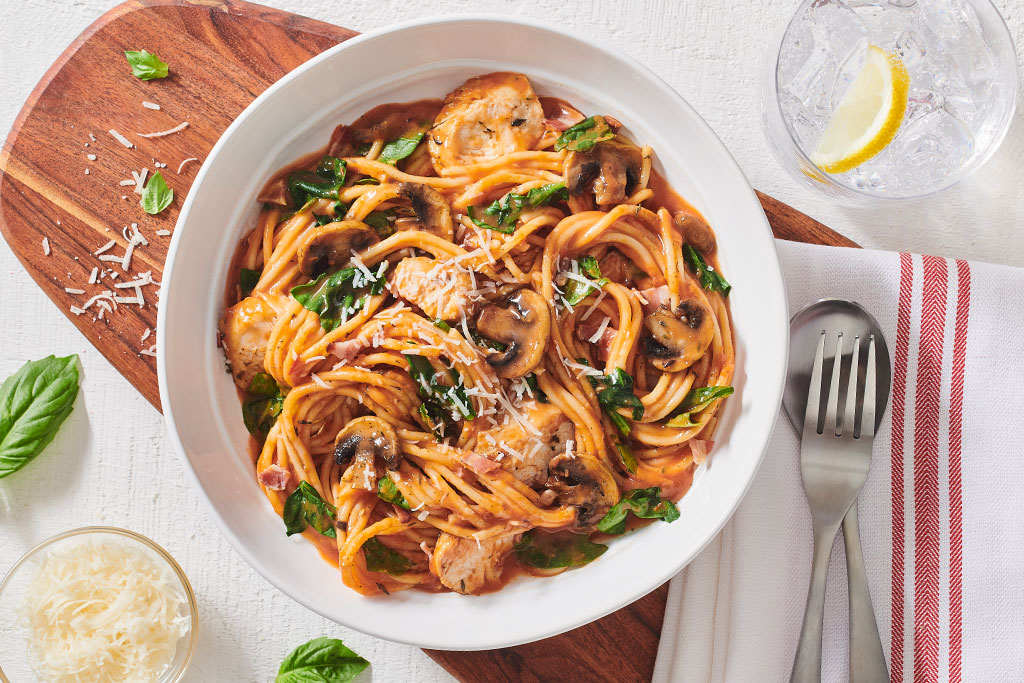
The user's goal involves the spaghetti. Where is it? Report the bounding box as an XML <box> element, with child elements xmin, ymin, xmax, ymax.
<box><xmin>220</xmin><ymin>72</ymin><xmax>735</xmax><ymax>595</ymax></box>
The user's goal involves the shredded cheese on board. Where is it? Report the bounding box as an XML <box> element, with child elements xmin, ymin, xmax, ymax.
<box><xmin>21</xmin><ymin>538</ymin><xmax>190</xmax><ymax>683</ymax></box>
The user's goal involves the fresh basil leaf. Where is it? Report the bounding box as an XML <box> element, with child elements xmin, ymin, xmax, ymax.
<box><xmin>554</xmin><ymin>116</ymin><xmax>615</xmax><ymax>152</ymax></box>
<box><xmin>615</xmin><ymin>442</ymin><xmax>638</xmax><ymax>474</ymax></box>
<box><xmin>466</xmin><ymin>206</ymin><xmax>514</xmax><ymax>235</ymax></box>
<box><xmin>363</xmin><ymin>210</ymin><xmax>395</xmax><ymax>238</ymax></box>
<box><xmin>665</xmin><ymin>385</ymin><xmax>734</xmax><ymax>428</ymax></box>
<box><xmin>140</xmin><ymin>171</ymin><xmax>173</xmax><ymax>215</ymax></box>
<box><xmin>525</xmin><ymin>182</ymin><xmax>568</xmax><ymax>207</ymax></box>
<box><xmin>0</xmin><ymin>356</ymin><xmax>79</xmax><ymax>479</ymax></box>
<box><xmin>514</xmin><ymin>529</ymin><xmax>607</xmax><ymax>569</ymax></box>
<box><xmin>124</xmin><ymin>50</ymin><xmax>168</xmax><ymax>80</ymax></box>
<box><xmin>276</xmin><ymin>636</ymin><xmax>368</xmax><ymax>683</ymax></box>
<box><xmin>240</xmin><ymin>268</ymin><xmax>261</xmax><ymax>297</ymax></box>
<box><xmin>597</xmin><ymin>487</ymin><xmax>679</xmax><ymax>535</ymax></box>
<box><xmin>377</xmin><ymin>476</ymin><xmax>410</xmax><ymax>509</ymax></box>
<box><xmin>683</xmin><ymin>244</ymin><xmax>731</xmax><ymax>296</ymax></box>
<box><xmin>283</xmin><ymin>481</ymin><xmax>337</xmax><ymax>538</ymax></box>
<box><xmin>377</xmin><ymin>132</ymin><xmax>424</xmax><ymax>165</ymax></box>
<box><xmin>363</xmin><ymin>537</ymin><xmax>411</xmax><ymax>575</ymax></box>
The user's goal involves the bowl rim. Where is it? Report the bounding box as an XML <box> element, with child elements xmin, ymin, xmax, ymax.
<box><xmin>0</xmin><ymin>526</ymin><xmax>198</xmax><ymax>683</ymax></box>
<box><xmin>158</xmin><ymin>12</ymin><xmax>789</xmax><ymax>650</ymax></box>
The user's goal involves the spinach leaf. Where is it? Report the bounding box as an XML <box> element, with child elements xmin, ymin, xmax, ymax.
<box><xmin>291</xmin><ymin>262</ymin><xmax>388</xmax><ymax>332</ymax></box>
<box><xmin>377</xmin><ymin>476</ymin><xmax>409</xmax><ymax>510</ymax></box>
<box><xmin>276</xmin><ymin>637</ymin><xmax>368</xmax><ymax>683</ymax></box>
<box><xmin>377</xmin><ymin>132</ymin><xmax>425</xmax><ymax>165</ymax></box>
<box><xmin>586</xmin><ymin>366</ymin><xmax>645</xmax><ymax>437</ymax></box>
<box><xmin>525</xmin><ymin>182</ymin><xmax>569</xmax><ymax>207</ymax></box>
<box><xmin>554</xmin><ymin>116</ymin><xmax>615</xmax><ymax>152</ymax></box>
<box><xmin>432</xmin><ymin>319</ymin><xmax>451</xmax><ymax>332</ymax></box>
<box><xmin>239</xmin><ymin>268</ymin><xmax>261</xmax><ymax>297</ymax></box>
<box><xmin>405</xmin><ymin>354</ymin><xmax>475</xmax><ymax>421</ymax></box>
<box><xmin>283</xmin><ymin>481</ymin><xmax>337</xmax><ymax>538</ymax></box>
<box><xmin>0</xmin><ymin>355</ymin><xmax>79</xmax><ymax>479</ymax></box>
<box><xmin>242</xmin><ymin>372</ymin><xmax>284</xmax><ymax>437</ymax></box>
<box><xmin>124</xmin><ymin>50</ymin><xmax>168</xmax><ymax>80</ymax></box>
<box><xmin>287</xmin><ymin>156</ymin><xmax>347</xmax><ymax>207</ymax></box>
<box><xmin>514</xmin><ymin>529</ymin><xmax>607</xmax><ymax>569</ymax></box>
<box><xmin>597</xmin><ymin>487</ymin><xmax>680</xmax><ymax>535</ymax></box>
<box><xmin>363</xmin><ymin>537</ymin><xmax>411</xmax><ymax>575</ymax></box>
<box><xmin>363</xmin><ymin>210</ymin><xmax>395</xmax><ymax>238</ymax></box>
<box><xmin>614</xmin><ymin>442</ymin><xmax>638</xmax><ymax>474</ymax></box>
<box><xmin>562</xmin><ymin>256</ymin><xmax>609</xmax><ymax>306</ymax></box>
<box><xmin>665</xmin><ymin>385</ymin><xmax>733</xmax><ymax>428</ymax></box>
<box><xmin>354</xmin><ymin>177</ymin><xmax>380</xmax><ymax>185</ymax></box>
<box><xmin>683</xmin><ymin>244</ymin><xmax>731</xmax><ymax>296</ymax></box>
<box><xmin>140</xmin><ymin>171</ymin><xmax>173</xmax><ymax>215</ymax></box>
<box><xmin>524</xmin><ymin>374</ymin><xmax>548</xmax><ymax>403</ymax></box>
<box><xmin>466</xmin><ymin>206</ymin><xmax>514</xmax><ymax>235</ymax></box>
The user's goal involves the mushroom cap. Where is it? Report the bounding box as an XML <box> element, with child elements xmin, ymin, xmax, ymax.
<box><xmin>641</xmin><ymin>292</ymin><xmax>715</xmax><ymax>373</ymax></box>
<box><xmin>566</xmin><ymin>134</ymin><xmax>642</xmax><ymax>207</ymax></box>
<box><xmin>674</xmin><ymin>210</ymin><xmax>717</xmax><ymax>255</ymax></box>
<box><xmin>545</xmin><ymin>452</ymin><xmax>618</xmax><ymax>528</ymax></box>
<box><xmin>476</xmin><ymin>289</ymin><xmax>551</xmax><ymax>378</ymax></box>
<box><xmin>296</xmin><ymin>221</ymin><xmax>380</xmax><ymax>279</ymax></box>
<box><xmin>333</xmin><ymin>415</ymin><xmax>402</xmax><ymax>472</ymax></box>
<box><xmin>397</xmin><ymin>182</ymin><xmax>454</xmax><ymax>241</ymax></box>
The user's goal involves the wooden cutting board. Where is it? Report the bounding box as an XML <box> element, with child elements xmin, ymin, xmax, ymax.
<box><xmin>0</xmin><ymin>1</ymin><xmax>857</xmax><ymax>680</ymax></box>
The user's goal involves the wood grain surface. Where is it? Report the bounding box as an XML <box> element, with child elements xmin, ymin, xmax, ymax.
<box><xmin>0</xmin><ymin>1</ymin><xmax>856</xmax><ymax>681</ymax></box>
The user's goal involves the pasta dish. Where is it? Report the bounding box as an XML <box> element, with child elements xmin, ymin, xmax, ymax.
<box><xmin>219</xmin><ymin>72</ymin><xmax>735</xmax><ymax>595</ymax></box>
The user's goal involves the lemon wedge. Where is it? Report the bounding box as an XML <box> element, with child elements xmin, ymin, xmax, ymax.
<box><xmin>810</xmin><ymin>45</ymin><xmax>909</xmax><ymax>174</ymax></box>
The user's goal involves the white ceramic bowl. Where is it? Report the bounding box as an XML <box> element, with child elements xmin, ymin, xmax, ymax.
<box><xmin>158</xmin><ymin>15</ymin><xmax>788</xmax><ymax>650</ymax></box>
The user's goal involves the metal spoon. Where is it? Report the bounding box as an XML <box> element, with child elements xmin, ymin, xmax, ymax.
<box><xmin>785</xmin><ymin>299</ymin><xmax>892</xmax><ymax>683</ymax></box>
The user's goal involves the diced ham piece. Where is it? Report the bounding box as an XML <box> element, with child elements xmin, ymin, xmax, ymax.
<box><xmin>328</xmin><ymin>337</ymin><xmax>368</xmax><ymax>362</ymax></box>
<box><xmin>577</xmin><ymin>321</ymin><xmax>617</xmax><ymax>361</ymax></box>
<box><xmin>639</xmin><ymin>285</ymin><xmax>670</xmax><ymax>314</ymax></box>
<box><xmin>258</xmin><ymin>464</ymin><xmax>291</xmax><ymax>491</ymax></box>
<box><xmin>465</xmin><ymin>453</ymin><xmax>501</xmax><ymax>475</ymax></box>
<box><xmin>690</xmin><ymin>439</ymin><xmax>714</xmax><ymax>465</ymax></box>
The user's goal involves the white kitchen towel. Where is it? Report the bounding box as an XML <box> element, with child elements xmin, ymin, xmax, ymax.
<box><xmin>653</xmin><ymin>239</ymin><xmax>1024</xmax><ymax>683</ymax></box>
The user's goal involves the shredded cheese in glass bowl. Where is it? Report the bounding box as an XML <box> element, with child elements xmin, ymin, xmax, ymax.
<box><xmin>0</xmin><ymin>527</ymin><xmax>197</xmax><ymax>683</ymax></box>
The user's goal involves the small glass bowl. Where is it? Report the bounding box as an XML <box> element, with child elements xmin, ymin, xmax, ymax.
<box><xmin>0</xmin><ymin>527</ymin><xmax>198</xmax><ymax>683</ymax></box>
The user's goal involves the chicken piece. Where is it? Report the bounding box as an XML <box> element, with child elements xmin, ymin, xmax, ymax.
<box><xmin>431</xmin><ymin>532</ymin><xmax>518</xmax><ymax>594</ymax></box>
<box><xmin>475</xmin><ymin>401</ymin><xmax>574</xmax><ymax>487</ymax></box>
<box><xmin>220</xmin><ymin>295</ymin><xmax>279</xmax><ymax>389</ymax></box>
<box><xmin>388</xmin><ymin>256</ymin><xmax>477</xmax><ymax>322</ymax></box>
<box><xmin>429</xmin><ymin>72</ymin><xmax>545</xmax><ymax>172</ymax></box>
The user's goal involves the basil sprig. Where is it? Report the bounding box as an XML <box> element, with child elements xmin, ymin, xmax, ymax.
<box><xmin>684</xmin><ymin>244</ymin><xmax>731</xmax><ymax>296</ymax></box>
<box><xmin>515</xmin><ymin>529</ymin><xmax>608</xmax><ymax>569</ymax></box>
<box><xmin>275</xmin><ymin>637</ymin><xmax>368</xmax><ymax>683</ymax></box>
<box><xmin>363</xmin><ymin>537</ymin><xmax>411</xmax><ymax>575</ymax></box>
<box><xmin>242</xmin><ymin>372</ymin><xmax>285</xmax><ymax>438</ymax></box>
<box><xmin>563</xmin><ymin>255</ymin><xmax>609</xmax><ymax>305</ymax></box>
<box><xmin>140</xmin><ymin>171</ymin><xmax>173</xmax><ymax>215</ymax></box>
<box><xmin>554</xmin><ymin>116</ymin><xmax>615</xmax><ymax>152</ymax></box>
<box><xmin>287</xmin><ymin>155</ymin><xmax>347</xmax><ymax>207</ymax></box>
<box><xmin>377</xmin><ymin>475</ymin><xmax>409</xmax><ymax>509</ymax></box>
<box><xmin>377</xmin><ymin>132</ymin><xmax>425</xmax><ymax>165</ymax></box>
<box><xmin>665</xmin><ymin>385</ymin><xmax>734</xmax><ymax>428</ymax></box>
<box><xmin>467</xmin><ymin>182</ymin><xmax>568</xmax><ymax>234</ymax></box>
<box><xmin>124</xmin><ymin>50</ymin><xmax>168</xmax><ymax>80</ymax></box>
<box><xmin>283</xmin><ymin>481</ymin><xmax>337</xmax><ymax>538</ymax></box>
<box><xmin>597</xmin><ymin>487</ymin><xmax>680</xmax><ymax>535</ymax></box>
<box><xmin>291</xmin><ymin>262</ymin><xmax>388</xmax><ymax>332</ymax></box>
<box><xmin>0</xmin><ymin>355</ymin><xmax>80</xmax><ymax>479</ymax></box>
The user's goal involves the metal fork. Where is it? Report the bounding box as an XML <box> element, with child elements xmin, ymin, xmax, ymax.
<box><xmin>790</xmin><ymin>331</ymin><xmax>878</xmax><ymax>683</ymax></box>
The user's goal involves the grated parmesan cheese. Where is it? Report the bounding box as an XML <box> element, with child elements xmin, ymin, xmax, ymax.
<box><xmin>41</xmin><ymin>237</ymin><xmax>50</xmax><ymax>255</ymax></box>
<box><xmin>142</xmin><ymin>101</ymin><xmax>161</xmax><ymax>110</ymax></box>
<box><xmin>22</xmin><ymin>538</ymin><xmax>189</xmax><ymax>683</ymax></box>
<box><xmin>108</xmin><ymin>129</ymin><xmax>134</xmax><ymax>149</ymax></box>
<box><xmin>137</xmin><ymin>121</ymin><xmax>189</xmax><ymax>138</ymax></box>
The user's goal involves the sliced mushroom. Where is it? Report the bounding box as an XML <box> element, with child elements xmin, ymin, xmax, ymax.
<box><xmin>348</xmin><ymin>100</ymin><xmax>443</xmax><ymax>150</ymax></box>
<box><xmin>334</xmin><ymin>416</ymin><xmax>401</xmax><ymax>491</ymax></box>
<box><xmin>256</xmin><ymin>176</ymin><xmax>290</xmax><ymax>206</ymax></box>
<box><xmin>545</xmin><ymin>452</ymin><xmax>618</xmax><ymax>528</ymax></box>
<box><xmin>396</xmin><ymin>182</ymin><xmax>454</xmax><ymax>240</ymax></box>
<box><xmin>566</xmin><ymin>135</ymin><xmax>642</xmax><ymax>207</ymax></box>
<box><xmin>641</xmin><ymin>284</ymin><xmax>714</xmax><ymax>372</ymax></box>
<box><xmin>476</xmin><ymin>289</ymin><xmax>550</xmax><ymax>378</ymax></box>
<box><xmin>674</xmin><ymin>210</ymin><xmax>717</xmax><ymax>255</ymax></box>
<box><xmin>296</xmin><ymin>221</ymin><xmax>379</xmax><ymax>279</ymax></box>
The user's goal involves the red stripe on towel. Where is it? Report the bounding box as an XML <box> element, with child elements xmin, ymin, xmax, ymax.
<box><xmin>912</xmin><ymin>255</ymin><xmax>949</xmax><ymax>683</ymax></box>
<box><xmin>947</xmin><ymin>260</ymin><xmax>970</xmax><ymax>682</ymax></box>
<box><xmin>891</xmin><ymin>252</ymin><xmax>914</xmax><ymax>683</ymax></box>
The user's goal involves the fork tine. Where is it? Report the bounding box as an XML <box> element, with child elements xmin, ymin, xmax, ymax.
<box><xmin>860</xmin><ymin>335</ymin><xmax>877</xmax><ymax>439</ymax></box>
<box><xmin>803</xmin><ymin>331</ymin><xmax>826</xmax><ymax>435</ymax></box>
<box><xmin>825</xmin><ymin>334</ymin><xmax>843</xmax><ymax>435</ymax></box>
<box><xmin>842</xmin><ymin>334</ymin><xmax>861</xmax><ymax>436</ymax></box>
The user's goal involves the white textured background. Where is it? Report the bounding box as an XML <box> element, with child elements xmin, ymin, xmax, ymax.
<box><xmin>1</xmin><ymin>1</ymin><xmax>1021</xmax><ymax>681</ymax></box>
